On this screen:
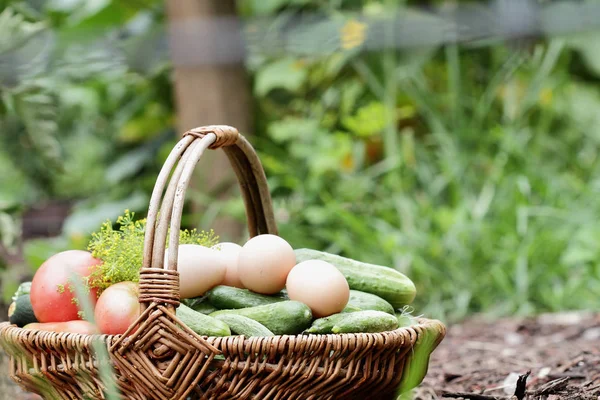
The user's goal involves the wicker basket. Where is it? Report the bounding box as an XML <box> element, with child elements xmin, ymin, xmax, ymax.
<box><xmin>0</xmin><ymin>126</ymin><xmax>445</xmax><ymax>400</ymax></box>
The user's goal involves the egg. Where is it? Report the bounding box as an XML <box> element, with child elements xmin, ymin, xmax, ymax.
<box><xmin>211</xmin><ymin>242</ymin><xmax>244</xmax><ymax>288</ymax></box>
<box><xmin>237</xmin><ymin>234</ymin><xmax>296</xmax><ymax>294</ymax></box>
<box><xmin>164</xmin><ymin>244</ymin><xmax>226</xmax><ymax>298</ymax></box>
<box><xmin>286</xmin><ymin>260</ymin><xmax>349</xmax><ymax>318</ymax></box>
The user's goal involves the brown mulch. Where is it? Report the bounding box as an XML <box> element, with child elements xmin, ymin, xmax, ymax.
<box><xmin>1</xmin><ymin>311</ymin><xmax>599</xmax><ymax>400</ymax></box>
<box><xmin>416</xmin><ymin>311</ymin><xmax>600</xmax><ymax>400</ymax></box>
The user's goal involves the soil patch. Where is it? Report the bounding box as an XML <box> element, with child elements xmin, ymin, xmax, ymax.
<box><xmin>416</xmin><ymin>311</ymin><xmax>600</xmax><ymax>400</ymax></box>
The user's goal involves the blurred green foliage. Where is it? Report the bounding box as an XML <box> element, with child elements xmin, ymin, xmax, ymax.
<box><xmin>1</xmin><ymin>0</ymin><xmax>600</xmax><ymax>322</ymax></box>
<box><xmin>240</xmin><ymin>0</ymin><xmax>600</xmax><ymax>322</ymax></box>
<box><xmin>0</xmin><ymin>0</ymin><xmax>175</xmax><ymax>300</ymax></box>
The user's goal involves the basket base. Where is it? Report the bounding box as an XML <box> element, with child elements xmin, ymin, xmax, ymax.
<box><xmin>0</xmin><ymin>318</ymin><xmax>445</xmax><ymax>400</ymax></box>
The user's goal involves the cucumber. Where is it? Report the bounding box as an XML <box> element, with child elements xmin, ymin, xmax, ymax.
<box><xmin>214</xmin><ymin>314</ymin><xmax>274</xmax><ymax>337</ymax></box>
<box><xmin>305</xmin><ymin>310</ymin><xmax>399</xmax><ymax>335</ymax></box>
<box><xmin>303</xmin><ymin>313</ymin><xmax>348</xmax><ymax>334</ymax></box>
<box><xmin>331</xmin><ymin>310</ymin><xmax>399</xmax><ymax>334</ymax></box>
<box><xmin>346</xmin><ymin>290</ymin><xmax>395</xmax><ymax>315</ymax></box>
<box><xmin>182</xmin><ymin>296</ymin><xmax>218</xmax><ymax>315</ymax></box>
<box><xmin>207</xmin><ymin>285</ymin><xmax>285</xmax><ymax>309</ymax></box>
<box><xmin>176</xmin><ymin>303</ymin><xmax>231</xmax><ymax>337</ymax></box>
<box><xmin>8</xmin><ymin>294</ymin><xmax>38</xmax><ymax>327</ymax></box>
<box><xmin>341</xmin><ymin>304</ymin><xmax>362</xmax><ymax>313</ymax></box>
<box><xmin>209</xmin><ymin>301</ymin><xmax>312</xmax><ymax>335</ymax></box>
<box><xmin>294</xmin><ymin>248</ymin><xmax>416</xmax><ymax>309</ymax></box>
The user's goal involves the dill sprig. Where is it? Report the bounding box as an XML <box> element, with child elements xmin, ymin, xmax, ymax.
<box><xmin>87</xmin><ymin>210</ymin><xmax>219</xmax><ymax>293</ymax></box>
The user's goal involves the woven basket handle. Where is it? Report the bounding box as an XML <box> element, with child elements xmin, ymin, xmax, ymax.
<box><xmin>138</xmin><ymin>125</ymin><xmax>277</xmax><ymax>309</ymax></box>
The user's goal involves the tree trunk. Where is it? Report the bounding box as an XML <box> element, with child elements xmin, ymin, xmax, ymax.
<box><xmin>165</xmin><ymin>0</ymin><xmax>253</xmax><ymax>242</ymax></box>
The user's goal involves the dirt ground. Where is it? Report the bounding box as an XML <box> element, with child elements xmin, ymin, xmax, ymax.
<box><xmin>416</xmin><ymin>311</ymin><xmax>600</xmax><ymax>400</ymax></box>
<box><xmin>1</xmin><ymin>310</ymin><xmax>598</xmax><ymax>400</ymax></box>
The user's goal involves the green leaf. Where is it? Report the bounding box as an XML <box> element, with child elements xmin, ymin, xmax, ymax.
<box><xmin>567</xmin><ymin>33</ymin><xmax>600</xmax><ymax>77</ymax></box>
<box><xmin>254</xmin><ymin>58</ymin><xmax>308</xmax><ymax>96</ymax></box>
<box><xmin>56</xmin><ymin>1</ymin><xmax>140</xmax><ymax>47</ymax></box>
<box><xmin>23</xmin><ymin>236</ymin><xmax>71</xmax><ymax>272</ymax></box>
<box><xmin>0</xmin><ymin>212</ymin><xmax>20</xmax><ymax>252</ymax></box>
<box><xmin>105</xmin><ymin>146</ymin><xmax>154</xmax><ymax>184</ymax></box>
<box><xmin>61</xmin><ymin>192</ymin><xmax>149</xmax><ymax>237</ymax></box>
<box><xmin>12</xmin><ymin>88</ymin><xmax>63</xmax><ymax>173</ymax></box>
<box><xmin>267</xmin><ymin>118</ymin><xmax>323</xmax><ymax>143</ymax></box>
<box><xmin>0</xmin><ymin>7</ymin><xmax>46</xmax><ymax>54</ymax></box>
<box><xmin>342</xmin><ymin>101</ymin><xmax>391</xmax><ymax>138</ymax></box>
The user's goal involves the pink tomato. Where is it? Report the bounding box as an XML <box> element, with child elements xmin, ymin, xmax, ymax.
<box><xmin>94</xmin><ymin>281</ymin><xmax>141</xmax><ymax>335</ymax></box>
<box><xmin>30</xmin><ymin>250</ymin><xmax>102</xmax><ymax>323</ymax></box>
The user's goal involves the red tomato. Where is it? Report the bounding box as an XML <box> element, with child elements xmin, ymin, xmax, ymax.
<box><xmin>94</xmin><ymin>281</ymin><xmax>140</xmax><ymax>335</ymax></box>
<box><xmin>30</xmin><ymin>250</ymin><xmax>102</xmax><ymax>323</ymax></box>
<box><xmin>23</xmin><ymin>321</ymin><xmax>99</xmax><ymax>335</ymax></box>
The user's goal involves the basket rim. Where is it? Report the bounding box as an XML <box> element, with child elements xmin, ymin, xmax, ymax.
<box><xmin>0</xmin><ymin>316</ymin><xmax>445</xmax><ymax>342</ymax></box>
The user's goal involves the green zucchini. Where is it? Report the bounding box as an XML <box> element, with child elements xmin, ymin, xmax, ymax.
<box><xmin>206</xmin><ymin>285</ymin><xmax>285</xmax><ymax>309</ymax></box>
<box><xmin>176</xmin><ymin>303</ymin><xmax>231</xmax><ymax>337</ymax></box>
<box><xmin>209</xmin><ymin>301</ymin><xmax>312</xmax><ymax>335</ymax></box>
<box><xmin>346</xmin><ymin>290</ymin><xmax>395</xmax><ymax>314</ymax></box>
<box><xmin>214</xmin><ymin>314</ymin><xmax>274</xmax><ymax>337</ymax></box>
<box><xmin>331</xmin><ymin>310</ymin><xmax>399</xmax><ymax>334</ymax></box>
<box><xmin>294</xmin><ymin>248</ymin><xmax>416</xmax><ymax>309</ymax></box>
<box><xmin>8</xmin><ymin>294</ymin><xmax>38</xmax><ymax>327</ymax></box>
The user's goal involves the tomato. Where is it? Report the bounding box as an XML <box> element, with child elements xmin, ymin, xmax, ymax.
<box><xmin>94</xmin><ymin>281</ymin><xmax>140</xmax><ymax>335</ymax></box>
<box><xmin>30</xmin><ymin>250</ymin><xmax>102</xmax><ymax>323</ymax></box>
<box><xmin>23</xmin><ymin>321</ymin><xmax>99</xmax><ymax>335</ymax></box>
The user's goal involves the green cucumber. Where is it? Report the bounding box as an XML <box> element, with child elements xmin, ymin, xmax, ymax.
<box><xmin>8</xmin><ymin>294</ymin><xmax>38</xmax><ymax>327</ymax></box>
<box><xmin>346</xmin><ymin>290</ymin><xmax>395</xmax><ymax>314</ymax></box>
<box><xmin>209</xmin><ymin>301</ymin><xmax>312</xmax><ymax>335</ymax></box>
<box><xmin>303</xmin><ymin>313</ymin><xmax>348</xmax><ymax>334</ymax></box>
<box><xmin>182</xmin><ymin>296</ymin><xmax>218</xmax><ymax>315</ymax></box>
<box><xmin>341</xmin><ymin>304</ymin><xmax>362</xmax><ymax>313</ymax></box>
<box><xmin>294</xmin><ymin>249</ymin><xmax>416</xmax><ymax>309</ymax></box>
<box><xmin>214</xmin><ymin>314</ymin><xmax>274</xmax><ymax>337</ymax></box>
<box><xmin>331</xmin><ymin>310</ymin><xmax>399</xmax><ymax>334</ymax></box>
<box><xmin>176</xmin><ymin>303</ymin><xmax>231</xmax><ymax>337</ymax></box>
<box><xmin>207</xmin><ymin>285</ymin><xmax>285</xmax><ymax>309</ymax></box>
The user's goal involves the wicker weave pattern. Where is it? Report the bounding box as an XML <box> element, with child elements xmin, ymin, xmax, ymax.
<box><xmin>0</xmin><ymin>125</ymin><xmax>446</xmax><ymax>399</ymax></box>
<box><xmin>0</xmin><ymin>319</ymin><xmax>445</xmax><ymax>399</ymax></box>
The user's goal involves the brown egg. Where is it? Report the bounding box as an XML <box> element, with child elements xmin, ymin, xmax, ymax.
<box><xmin>212</xmin><ymin>242</ymin><xmax>244</xmax><ymax>288</ymax></box>
<box><xmin>238</xmin><ymin>234</ymin><xmax>296</xmax><ymax>294</ymax></box>
<box><xmin>164</xmin><ymin>244</ymin><xmax>226</xmax><ymax>298</ymax></box>
<box><xmin>286</xmin><ymin>260</ymin><xmax>349</xmax><ymax>318</ymax></box>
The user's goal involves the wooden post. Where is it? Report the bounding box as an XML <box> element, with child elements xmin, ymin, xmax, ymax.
<box><xmin>165</xmin><ymin>0</ymin><xmax>252</xmax><ymax>242</ymax></box>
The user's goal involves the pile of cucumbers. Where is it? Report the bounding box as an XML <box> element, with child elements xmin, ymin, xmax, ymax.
<box><xmin>177</xmin><ymin>248</ymin><xmax>419</xmax><ymax>338</ymax></box>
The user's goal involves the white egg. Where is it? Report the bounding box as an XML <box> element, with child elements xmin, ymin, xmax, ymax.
<box><xmin>238</xmin><ymin>234</ymin><xmax>296</xmax><ymax>294</ymax></box>
<box><xmin>164</xmin><ymin>244</ymin><xmax>226</xmax><ymax>298</ymax></box>
<box><xmin>286</xmin><ymin>260</ymin><xmax>350</xmax><ymax>318</ymax></box>
<box><xmin>211</xmin><ymin>242</ymin><xmax>244</xmax><ymax>288</ymax></box>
